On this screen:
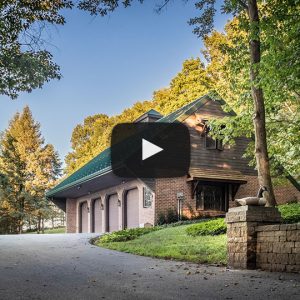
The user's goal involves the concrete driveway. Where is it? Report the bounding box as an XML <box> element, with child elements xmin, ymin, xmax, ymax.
<box><xmin>0</xmin><ymin>234</ymin><xmax>299</xmax><ymax>300</ymax></box>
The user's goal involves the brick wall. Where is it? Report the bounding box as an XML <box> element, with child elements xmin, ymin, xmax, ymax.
<box><xmin>155</xmin><ymin>177</ymin><xmax>225</xmax><ymax>223</ymax></box>
<box><xmin>155</xmin><ymin>175</ymin><xmax>300</xmax><ymax>224</ymax></box>
<box><xmin>234</xmin><ymin>175</ymin><xmax>300</xmax><ymax>205</ymax></box>
<box><xmin>155</xmin><ymin>177</ymin><xmax>188</xmax><ymax>222</ymax></box>
<box><xmin>256</xmin><ymin>224</ymin><xmax>300</xmax><ymax>273</ymax></box>
<box><xmin>66</xmin><ymin>199</ymin><xmax>77</xmax><ymax>233</ymax></box>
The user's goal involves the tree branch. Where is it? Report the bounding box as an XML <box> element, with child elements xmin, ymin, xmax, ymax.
<box><xmin>155</xmin><ymin>0</ymin><xmax>172</xmax><ymax>13</ymax></box>
<box><xmin>237</xmin><ymin>0</ymin><xmax>248</xmax><ymax>10</ymax></box>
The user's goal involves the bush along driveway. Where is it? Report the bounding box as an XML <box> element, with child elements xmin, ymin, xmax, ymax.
<box><xmin>95</xmin><ymin>219</ymin><xmax>227</xmax><ymax>265</ymax></box>
<box><xmin>95</xmin><ymin>203</ymin><xmax>300</xmax><ymax>265</ymax></box>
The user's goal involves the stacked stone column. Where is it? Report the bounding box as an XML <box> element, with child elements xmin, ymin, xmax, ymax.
<box><xmin>226</xmin><ymin>205</ymin><xmax>282</xmax><ymax>269</ymax></box>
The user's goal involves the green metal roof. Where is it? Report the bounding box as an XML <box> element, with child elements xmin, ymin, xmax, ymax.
<box><xmin>147</xmin><ymin>109</ymin><xmax>162</xmax><ymax>116</ymax></box>
<box><xmin>46</xmin><ymin>95</ymin><xmax>211</xmax><ymax>198</ymax></box>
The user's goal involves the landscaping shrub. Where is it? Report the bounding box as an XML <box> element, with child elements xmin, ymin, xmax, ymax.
<box><xmin>165</xmin><ymin>208</ymin><xmax>179</xmax><ymax>224</ymax></box>
<box><xmin>278</xmin><ymin>202</ymin><xmax>300</xmax><ymax>223</ymax></box>
<box><xmin>186</xmin><ymin>218</ymin><xmax>226</xmax><ymax>236</ymax></box>
<box><xmin>156</xmin><ymin>208</ymin><xmax>179</xmax><ymax>225</ymax></box>
<box><xmin>100</xmin><ymin>227</ymin><xmax>161</xmax><ymax>243</ymax></box>
<box><xmin>161</xmin><ymin>218</ymin><xmax>207</xmax><ymax>228</ymax></box>
<box><xmin>157</xmin><ymin>212</ymin><xmax>167</xmax><ymax>225</ymax></box>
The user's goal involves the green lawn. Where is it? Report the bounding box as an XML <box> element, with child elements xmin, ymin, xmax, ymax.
<box><xmin>25</xmin><ymin>227</ymin><xmax>66</xmax><ymax>234</ymax></box>
<box><xmin>96</xmin><ymin>225</ymin><xmax>227</xmax><ymax>265</ymax></box>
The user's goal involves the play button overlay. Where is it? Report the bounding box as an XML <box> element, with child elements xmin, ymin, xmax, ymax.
<box><xmin>111</xmin><ymin>123</ymin><xmax>190</xmax><ymax>178</ymax></box>
<box><xmin>142</xmin><ymin>139</ymin><xmax>163</xmax><ymax>161</ymax></box>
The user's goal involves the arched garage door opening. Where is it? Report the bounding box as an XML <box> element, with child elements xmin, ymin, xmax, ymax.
<box><xmin>79</xmin><ymin>202</ymin><xmax>88</xmax><ymax>233</ymax></box>
<box><xmin>92</xmin><ymin>198</ymin><xmax>102</xmax><ymax>233</ymax></box>
<box><xmin>106</xmin><ymin>194</ymin><xmax>119</xmax><ymax>232</ymax></box>
<box><xmin>124</xmin><ymin>188</ymin><xmax>139</xmax><ymax>229</ymax></box>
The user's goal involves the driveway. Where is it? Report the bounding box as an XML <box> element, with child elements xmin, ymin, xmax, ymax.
<box><xmin>0</xmin><ymin>234</ymin><xmax>299</xmax><ymax>300</ymax></box>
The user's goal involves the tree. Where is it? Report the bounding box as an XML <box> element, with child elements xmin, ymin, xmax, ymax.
<box><xmin>77</xmin><ymin>0</ymin><xmax>300</xmax><ymax>206</ymax></box>
<box><xmin>203</xmin><ymin>16</ymin><xmax>300</xmax><ymax>184</ymax></box>
<box><xmin>65</xmin><ymin>58</ymin><xmax>210</xmax><ymax>174</ymax></box>
<box><xmin>0</xmin><ymin>107</ymin><xmax>61</xmax><ymax>233</ymax></box>
<box><xmin>153</xmin><ymin>58</ymin><xmax>210</xmax><ymax>114</ymax></box>
<box><xmin>0</xmin><ymin>0</ymin><xmax>72</xmax><ymax>99</ymax></box>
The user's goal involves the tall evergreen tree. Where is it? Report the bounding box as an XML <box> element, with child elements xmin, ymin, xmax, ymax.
<box><xmin>0</xmin><ymin>107</ymin><xmax>61</xmax><ymax>233</ymax></box>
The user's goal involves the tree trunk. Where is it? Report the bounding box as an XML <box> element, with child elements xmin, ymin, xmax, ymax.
<box><xmin>37</xmin><ymin>216</ymin><xmax>41</xmax><ymax>234</ymax></box>
<box><xmin>247</xmin><ymin>0</ymin><xmax>276</xmax><ymax>206</ymax></box>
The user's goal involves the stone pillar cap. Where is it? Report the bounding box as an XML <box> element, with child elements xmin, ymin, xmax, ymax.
<box><xmin>226</xmin><ymin>205</ymin><xmax>282</xmax><ymax>223</ymax></box>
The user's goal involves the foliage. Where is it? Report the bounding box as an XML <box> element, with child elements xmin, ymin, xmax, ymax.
<box><xmin>156</xmin><ymin>212</ymin><xmax>167</xmax><ymax>226</ymax></box>
<box><xmin>186</xmin><ymin>218</ymin><xmax>226</xmax><ymax>236</ymax></box>
<box><xmin>65</xmin><ymin>58</ymin><xmax>209</xmax><ymax>174</ymax></box>
<box><xmin>156</xmin><ymin>208</ymin><xmax>184</xmax><ymax>225</ymax></box>
<box><xmin>25</xmin><ymin>226</ymin><xmax>66</xmax><ymax>234</ymax></box>
<box><xmin>97</xmin><ymin>224</ymin><xmax>227</xmax><ymax>265</ymax></box>
<box><xmin>278</xmin><ymin>202</ymin><xmax>300</xmax><ymax>224</ymax></box>
<box><xmin>204</xmin><ymin>11</ymin><xmax>300</xmax><ymax>178</ymax></box>
<box><xmin>66</xmin><ymin>1</ymin><xmax>300</xmax><ymax>186</ymax></box>
<box><xmin>100</xmin><ymin>226</ymin><xmax>160</xmax><ymax>243</ymax></box>
<box><xmin>0</xmin><ymin>107</ymin><xmax>62</xmax><ymax>234</ymax></box>
<box><xmin>160</xmin><ymin>218</ymin><xmax>207</xmax><ymax>228</ymax></box>
<box><xmin>0</xmin><ymin>0</ymin><xmax>73</xmax><ymax>99</ymax></box>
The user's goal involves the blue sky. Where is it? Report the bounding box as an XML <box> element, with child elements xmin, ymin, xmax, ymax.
<box><xmin>0</xmin><ymin>1</ymin><xmax>229</xmax><ymax>163</ymax></box>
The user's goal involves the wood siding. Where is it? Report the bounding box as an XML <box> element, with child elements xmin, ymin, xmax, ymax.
<box><xmin>184</xmin><ymin>99</ymin><xmax>257</xmax><ymax>176</ymax></box>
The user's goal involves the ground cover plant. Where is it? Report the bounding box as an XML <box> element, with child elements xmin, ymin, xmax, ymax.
<box><xmin>186</xmin><ymin>218</ymin><xmax>226</xmax><ymax>236</ymax></box>
<box><xmin>278</xmin><ymin>202</ymin><xmax>300</xmax><ymax>224</ymax></box>
<box><xmin>96</xmin><ymin>220</ymin><xmax>227</xmax><ymax>265</ymax></box>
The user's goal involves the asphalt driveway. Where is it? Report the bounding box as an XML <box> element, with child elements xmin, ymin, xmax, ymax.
<box><xmin>0</xmin><ymin>234</ymin><xmax>299</xmax><ymax>300</ymax></box>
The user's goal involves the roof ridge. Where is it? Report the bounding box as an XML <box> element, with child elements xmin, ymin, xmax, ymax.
<box><xmin>47</xmin><ymin>94</ymin><xmax>212</xmax><ymax>197</ymax></box>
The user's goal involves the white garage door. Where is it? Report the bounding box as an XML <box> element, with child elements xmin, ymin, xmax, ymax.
<box><xmin>126</xmin><ymin>189</ymin><xmax>139</xmax><ymax>229</ymax></box>
<box><xmin>108</xmin><ymin>194</ymin><xmax>119</xmax><ymax>232</ymax></box>
<box><xmin>93</xmin><ymin>199</ymin><xmax>102</xmax><ymax>233</ymax></box>
<box><xmin>80</xmin><ymin>202</ymin><xmax>88</xmax><ymax>233</ymax></box>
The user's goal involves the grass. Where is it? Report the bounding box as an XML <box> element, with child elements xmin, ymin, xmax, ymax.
<box><xmin>25</xmin><ymin>227</ymin><xmax>66</xmax><ymax>234</ymax></box>
<box><xmin>96</xmin><ymin>224</ymin><xmax>227</xmax><ymax>265</ymax></box>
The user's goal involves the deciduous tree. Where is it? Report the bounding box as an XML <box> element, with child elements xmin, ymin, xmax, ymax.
<box><xmin>77</xmin><ymin>0</ymin><xmax>300</xmax><ymax>206</ymax></box>
<box><xmin>0</xmin><ymin>0</ymin><xmax>72</xmax><ymax>99</ymax></box>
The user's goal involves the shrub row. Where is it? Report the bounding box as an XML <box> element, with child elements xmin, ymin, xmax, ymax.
<box><xmin>278</xmin><ymin>202</ymin><xmax>300</xmax><ymax>223</ymax></box>
<box><xmin>186</xmin><ymin>218</ymin><xmax>226</xmax><ymax>236</ymax></box>
<box><xmin>100</xmin><ymin>227</ymin><xmax>160</xmax><ymax>243</ymax></box>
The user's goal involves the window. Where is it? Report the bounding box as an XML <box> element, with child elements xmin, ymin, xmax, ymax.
<box><xmin>204</xmin><ymin>122</ymin><xmax>223</xmax><ymax>150</ymax></box>
<box><xmin>196</xmin><ymin>184</ymin><xmax>226</xmax><ymax>211</ymax></box>
<box><xmin>143</xmin><ymin>187</ymin><xmax>153</xmax><ymax>208</ymax></box>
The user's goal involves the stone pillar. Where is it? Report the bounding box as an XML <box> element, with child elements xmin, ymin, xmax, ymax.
<box><xmin>226</xmin><ymin>205</ymin><xmax>281</xmax><ymax>269</ymax></box>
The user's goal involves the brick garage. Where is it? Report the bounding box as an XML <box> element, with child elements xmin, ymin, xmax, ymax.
<box><xmin>48</xmin><ymin>95</ymin><xmax>300</xmax><ymax>233</ymax></box>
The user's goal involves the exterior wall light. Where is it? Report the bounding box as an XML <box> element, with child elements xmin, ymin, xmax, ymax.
<box><xmin>117</xmin><ymin>199</ymin><xmax>121</xmax><ymax>207</ymax></box>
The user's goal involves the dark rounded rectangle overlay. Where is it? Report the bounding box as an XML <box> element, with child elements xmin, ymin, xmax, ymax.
<box><xmin>111</xmin><ymin>123</ymin><xmax>190</xmax><ymax>178</ymax></box>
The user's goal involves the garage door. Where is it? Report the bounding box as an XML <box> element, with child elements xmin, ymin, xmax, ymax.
<box><xmin>125</xmin><ymin>189</ymin><xmax>139</xmax><ymax>229</ymax></box>
<box><xmin>93</xmin><ymin>199</ymin><xmax>102</xmax><ymax>233</ymax></box>
<box><xmin>108</xmin><ymin>194</ymin><xmax>119</xmax><ymax>232</ymax></box>
<box><xmin>80</xmin><ymin>202</ymin><xmax>88</xmax><ymax>233</ymax></box>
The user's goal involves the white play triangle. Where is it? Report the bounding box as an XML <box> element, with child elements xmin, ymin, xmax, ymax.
<box><xmin>142</xmin><ymin>138</ymin><xmax>163</xmax><ymax>161</ymax></box>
